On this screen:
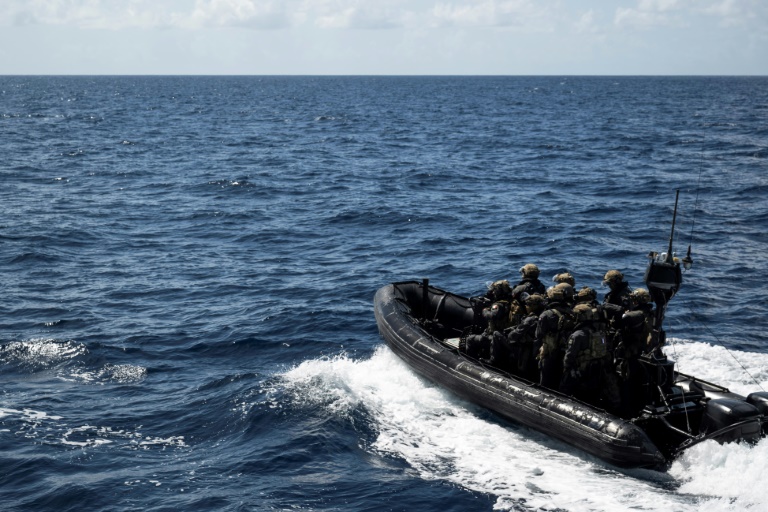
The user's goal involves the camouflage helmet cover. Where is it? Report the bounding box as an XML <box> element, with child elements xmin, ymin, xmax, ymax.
<box><xmin>546</xmin><ymin>282</ymin><xmax>574</xmax><ymax>302</ymax></box>
<box><xmin>524</xmin><ymin>293</ymin><xmax>547</xmax><ymax>311</ymax></box>
<box><xmin>575</xmin><ymin>286</ymin><xmax>597</xmax><ymax>303</ymax></box>
<box><xmin>602</xmin><ymin>269</ymin><xmax>624</xmax><ymax>285</ymax></box>
<box><xmin>553</xmin><ymin>272</ymin><xmax>575</xmax><ymax>286</ymax></box>
<box><xmin>631</xmin><ymin>287</ymin><xmax>651</xmax><ymax>304</ymax></box>
<box><xmin>573</xmin><ymin>303</ymin><xmax>597</xmax><ymax>322</ymax></box>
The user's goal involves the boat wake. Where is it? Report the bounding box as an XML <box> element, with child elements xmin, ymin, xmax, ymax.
<box><xmin>282</xmin><ymin>343</ymin><xmax>768</xmax><ymax>512</ymax></box>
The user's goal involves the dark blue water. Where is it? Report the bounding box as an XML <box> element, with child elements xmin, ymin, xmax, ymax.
<box><xmin>1</xmin><ymin>76</ymin><xmax>767</xmax><ymax>512</ymax></box>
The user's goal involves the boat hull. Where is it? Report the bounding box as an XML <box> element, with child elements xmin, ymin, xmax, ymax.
<box><xmin>374</xmin><ymin>281</ymin><xmax>668</xmax><ymax>469</ymax></box>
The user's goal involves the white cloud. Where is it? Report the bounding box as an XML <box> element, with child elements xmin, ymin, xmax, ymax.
<box><xmin>1</xmin><ymin>0</ymin><xmax>765</xmax><ymax>37</ymax></box>
<box><xmin>574</xmin><ymin>9</ymin><xmax>597</xmax><ymax>33</ymax></box>
<box><xmin>3</xmin><ymin>0</ymin><xmax>177</xmax><ymax>29</ymax></box>
<box><xmin>638</xmin><ymin>0</ymin><xmax>680</xmax><ymax>12</ymax></box>
<box><xmin>431</xmin><ymin>0</ymin><xmax>552</xmax><ymax>29</ymax></box>
<box><xmin>703</xmin><ymin>0</ymin><xmax>765</xmax><ymax>28</ymax></box>
<box><xmin>310</xmin><ymin>1</ymin><xmax>411</xmax><ymax>29</ymax></box>
<box><xmin>614</xmin><ymin>0</ymin><xmax>766</xmax><ymax>30</ymax></box>
<box><xmin>188</xmin><ymin>0</ymin><xmax>291</xmax><ymax>29</ymax></box>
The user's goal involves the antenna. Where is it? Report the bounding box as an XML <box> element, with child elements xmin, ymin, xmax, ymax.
<box><xmin>666</xmin><ymin>190</ymin><xmax>680</xmax><ymax>263</ymax></box>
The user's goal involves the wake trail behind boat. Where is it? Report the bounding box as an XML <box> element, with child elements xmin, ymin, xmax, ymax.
<box><xmin>281</xmin><ymin>345</ymin><xmax>768</xmax><ymax>512</ymax></box>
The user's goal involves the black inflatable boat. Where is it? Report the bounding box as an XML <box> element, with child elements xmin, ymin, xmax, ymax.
<box><xmin>373</xmin><ymin>194</ymin><xmax>768</xmax><ymax>469</ymax></box>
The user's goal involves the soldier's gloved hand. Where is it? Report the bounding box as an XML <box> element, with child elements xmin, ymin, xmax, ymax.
<box><xmin>493</xmin><ymin>331</ymin><xmax>506</xmax><ymax>343</ymax></box>
<box><xmin>569</xmin><ymin>369</ymin><xmax>579</xmax><ymax>378</ymax></box>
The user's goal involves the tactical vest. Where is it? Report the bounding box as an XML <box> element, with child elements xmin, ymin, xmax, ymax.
<box><xmin>541</xmin><ymin>307</ymin><xmax>575</xmax><ymax>356</ymax></box>
<box><xmin>621</xmin><ymin>310</ymin><xmax>652</xmax><ymax>355</ymax></box>
<box><xmin>484</xmin><ymin>301</ymin><xmax>512</xmax><ymax>334</ymax></box>
<box><xmin>508</xmin><ymin>314</ymin><xmax>538</xmax><ymax>345</ymax></box>
<box><xmin>576</xmin><ymin>329</ymin><xmax>608</xmax><ymax>371</ymax></box>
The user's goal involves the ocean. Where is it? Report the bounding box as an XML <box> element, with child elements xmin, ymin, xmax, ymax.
<box><xmin>1</xmin><ymin>75</ymin><xmax>767</xmax><ymax>511</ymax></box>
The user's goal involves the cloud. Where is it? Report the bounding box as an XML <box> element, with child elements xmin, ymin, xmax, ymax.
<box><xmin>430</xmin><ymin>0</ymin><xmax>552</xmax><ymax>29</ymax></box>
<box><xmin>188</xmin><ymin>0</ymin><xmax>291</xmax><ymax>29</ymax></box>
<box><xmin>309</xmin><ymin>0</ymin><xmax>414</xmax><ymax>29</ymax></box>
<box><xmin>703</xmin><ymin>0</ymin><xmax>765</xmax><ymax>28</ymax></box>
<box><xmin>3</xmin><ymin>0</ymin><xmax>763</xmax><ymax>35</ymax></box>
<box><xmin>574</xmin><ymin>9</ymin><xmax>598</xmax><ymax>34</ymax></box>
<box><xmin>613</xmin><ymin>0</ymin><xmax>766</xmax><ymax>30</ymax></box>
<box><xmin>1</xmin><ymin>0</ymin><xmax>559</xmax><ymax>32</ymax></box>
<box><xmin>4</xmin><ymin>0</ymin><xmax>176</xmax><ymax>29</ymax></box>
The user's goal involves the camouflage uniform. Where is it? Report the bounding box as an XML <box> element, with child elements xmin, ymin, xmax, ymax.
<box><xmin>487</xmin><ymin>293</ymin><xmax>547</xmax><ymax>378</ymax></box>
<box><xmin>535</xmin><ymin>283</ymin><xmax>575</xmax><ymax>390</ymax></box>
<box><xmin>511</xmin><ymin>263</ymin><xmax>547</xmax><ymax>302</ymax></box>
<box><xmin>616</xmin><ymin>288</ymin><xmax>654</xmax><ymax>415</ymax></box>
<box><xmin>464</xmin><ymin>300</ymin><xmax>513</xmax><ymax>360</ymax></box>
<box><xmin>602</xmin><ymin>270</ymin><xmax>633</xmax><ymax>310</ymax></box>
<box><xmin>560</xmin><ymin>304</ymin><xmax>621</xmax><ymax>411</ymax></box>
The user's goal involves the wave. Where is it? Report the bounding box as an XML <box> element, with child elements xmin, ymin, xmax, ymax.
<box><xmin>0</xmin><ymin>406</ymin><xmax>184</xmax><ymax>450</ymax></box>
<box><xmin>280</xmin><ymin>344</ymin><xmax>768</xmax><ymax>512</ymax></box>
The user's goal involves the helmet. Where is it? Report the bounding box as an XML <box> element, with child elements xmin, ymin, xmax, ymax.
<box><xmin>602</xmin><ymin>270</ymin><xmax>624</xmax><ymax>286</ymax></box>
<box><xmin>524</xmin><ymin>293</ymin><xmax>547</xmax><ymax>313</ymax></box>
<box><xmin>575</xmin><ymin>286</ymin><xmax>597</xmax><ymax>304</ymax></box>
<box><xmin>546</xmin><ymin>282</ymin><xmax>574</xmax><ymax>302</ymax></box>
<box><xmin>573</xmin><ymin>303</ymin><xmax>597</xmax><ymax>323</ymax></box>
<box><xmin>631</xmin><ymin>288</ymin><xmax>651</xmax><ymax>305</ymax></box>
<box><xmin>487</xmin><ymin>280</ymin><xmax>512</xmax><ymax>301</ymax></box>
<box><xmin>553</xmin><ymin>272</ymin><xmax>575</xmax><ymax>286</ymax></box>
<box><xmin>520</xmin><ymin>263</ymin><xmax>540</xmax><ymax>279</ymax></box>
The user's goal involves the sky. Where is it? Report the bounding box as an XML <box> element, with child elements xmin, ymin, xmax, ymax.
<box><xmin>1</xmin><ymin>0</ymin><xmax>766</xmax><ymax>75</ymax></box>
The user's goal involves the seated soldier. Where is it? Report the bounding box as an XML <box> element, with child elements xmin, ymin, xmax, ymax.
<box><xmin>574</xmin><ymin>286</ymin><xmax>598</xmax><ymax>307</ymax></box>
<box><xmin>602</xmin><ymin>269</ymin><xmax>633</xmax><ymax>310</ymax></box>
<box><xmin>512</xmin><ymin>264</ymin><xmax>547</xmax><ymax>302</ymax></box>
<box><xmin>615</xmin><ymin>288</ymin><xmax>654</xmax><ymax>415</ymax></box>
<box><xmin>553</xmin><ymin>271</ymin><xmax>576</xmax><ymax>287</ymax></box>
<box><xmin>484</xmin><ymin>279</ymin><xmax>513</xmax><ymax>303</ymax></box>
<box><xmin>498</xmin><ymin>293</ymin><xmax>548</xmax><ymax>379</ymax></box>
<box><xmin>463</xmin><ymin>300</ymin><xmax>512</xmax><ymax>361</ymax></box>
<box><xmin>535</xmin><ymin>283</ymin><xmax>575</xmax><ymax>390</ymax></box>
<box><xmin>560</xmin><ymin>304</ymin><xmax>621</xmax><ymax>412</ymax></box>
<box><xmin>553</xmin><ymin>272</ymin><xmax>576</xmax><ymax>305</ymax></box>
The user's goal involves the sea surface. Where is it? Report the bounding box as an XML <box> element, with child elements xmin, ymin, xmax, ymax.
<box><xmin>1</xmin><ymin>76</ymin><xmax>767</xmax><ymax>512</ymax></box>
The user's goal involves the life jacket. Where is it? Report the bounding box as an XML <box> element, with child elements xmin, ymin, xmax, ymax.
<box><xmin>576</xmin><ymin>328</ymin><xmax>608</xmax><ymax>371</ymax></box>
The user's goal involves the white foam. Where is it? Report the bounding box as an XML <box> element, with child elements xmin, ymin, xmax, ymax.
<box><xmin>282</xmin><ymin>344</ymin><xmax>768</xmax><ymax>512</ymax></box>
<box><xmin>1</xmin><ymin>407</ymin><xmax>185</xmax><ymax>450</ymax></box>
<box><xmin>666</xmin><ymin>338</ymin><xmax>768</xmax><ymax>395</ymax></box>
<box><xmin>0</xmin><ymin>339</ymin><xmax>87</xmax><ymax>368</ymax></box>
<box><xmin>64</xmin><ymin>363</ymin><xmax>148</xmax><ymax>384</ymax></box>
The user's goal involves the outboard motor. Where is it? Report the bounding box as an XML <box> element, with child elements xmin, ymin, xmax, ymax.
<box><xmin>747</xmin><ymin>392</ymin><xmax>768</xmax><ymax>434</ymax></box>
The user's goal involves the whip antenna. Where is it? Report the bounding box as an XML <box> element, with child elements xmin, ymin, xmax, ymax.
<box><xmin>683</xmin><ymin>157</ymin><xmax>704</xmax><ymax>271</ymax></box>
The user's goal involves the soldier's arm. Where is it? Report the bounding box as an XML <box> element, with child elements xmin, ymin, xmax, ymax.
<box><xmin>563</xmin><ymin>332</ymin><xmax>581</xmax><ymax>370</ymax></box>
